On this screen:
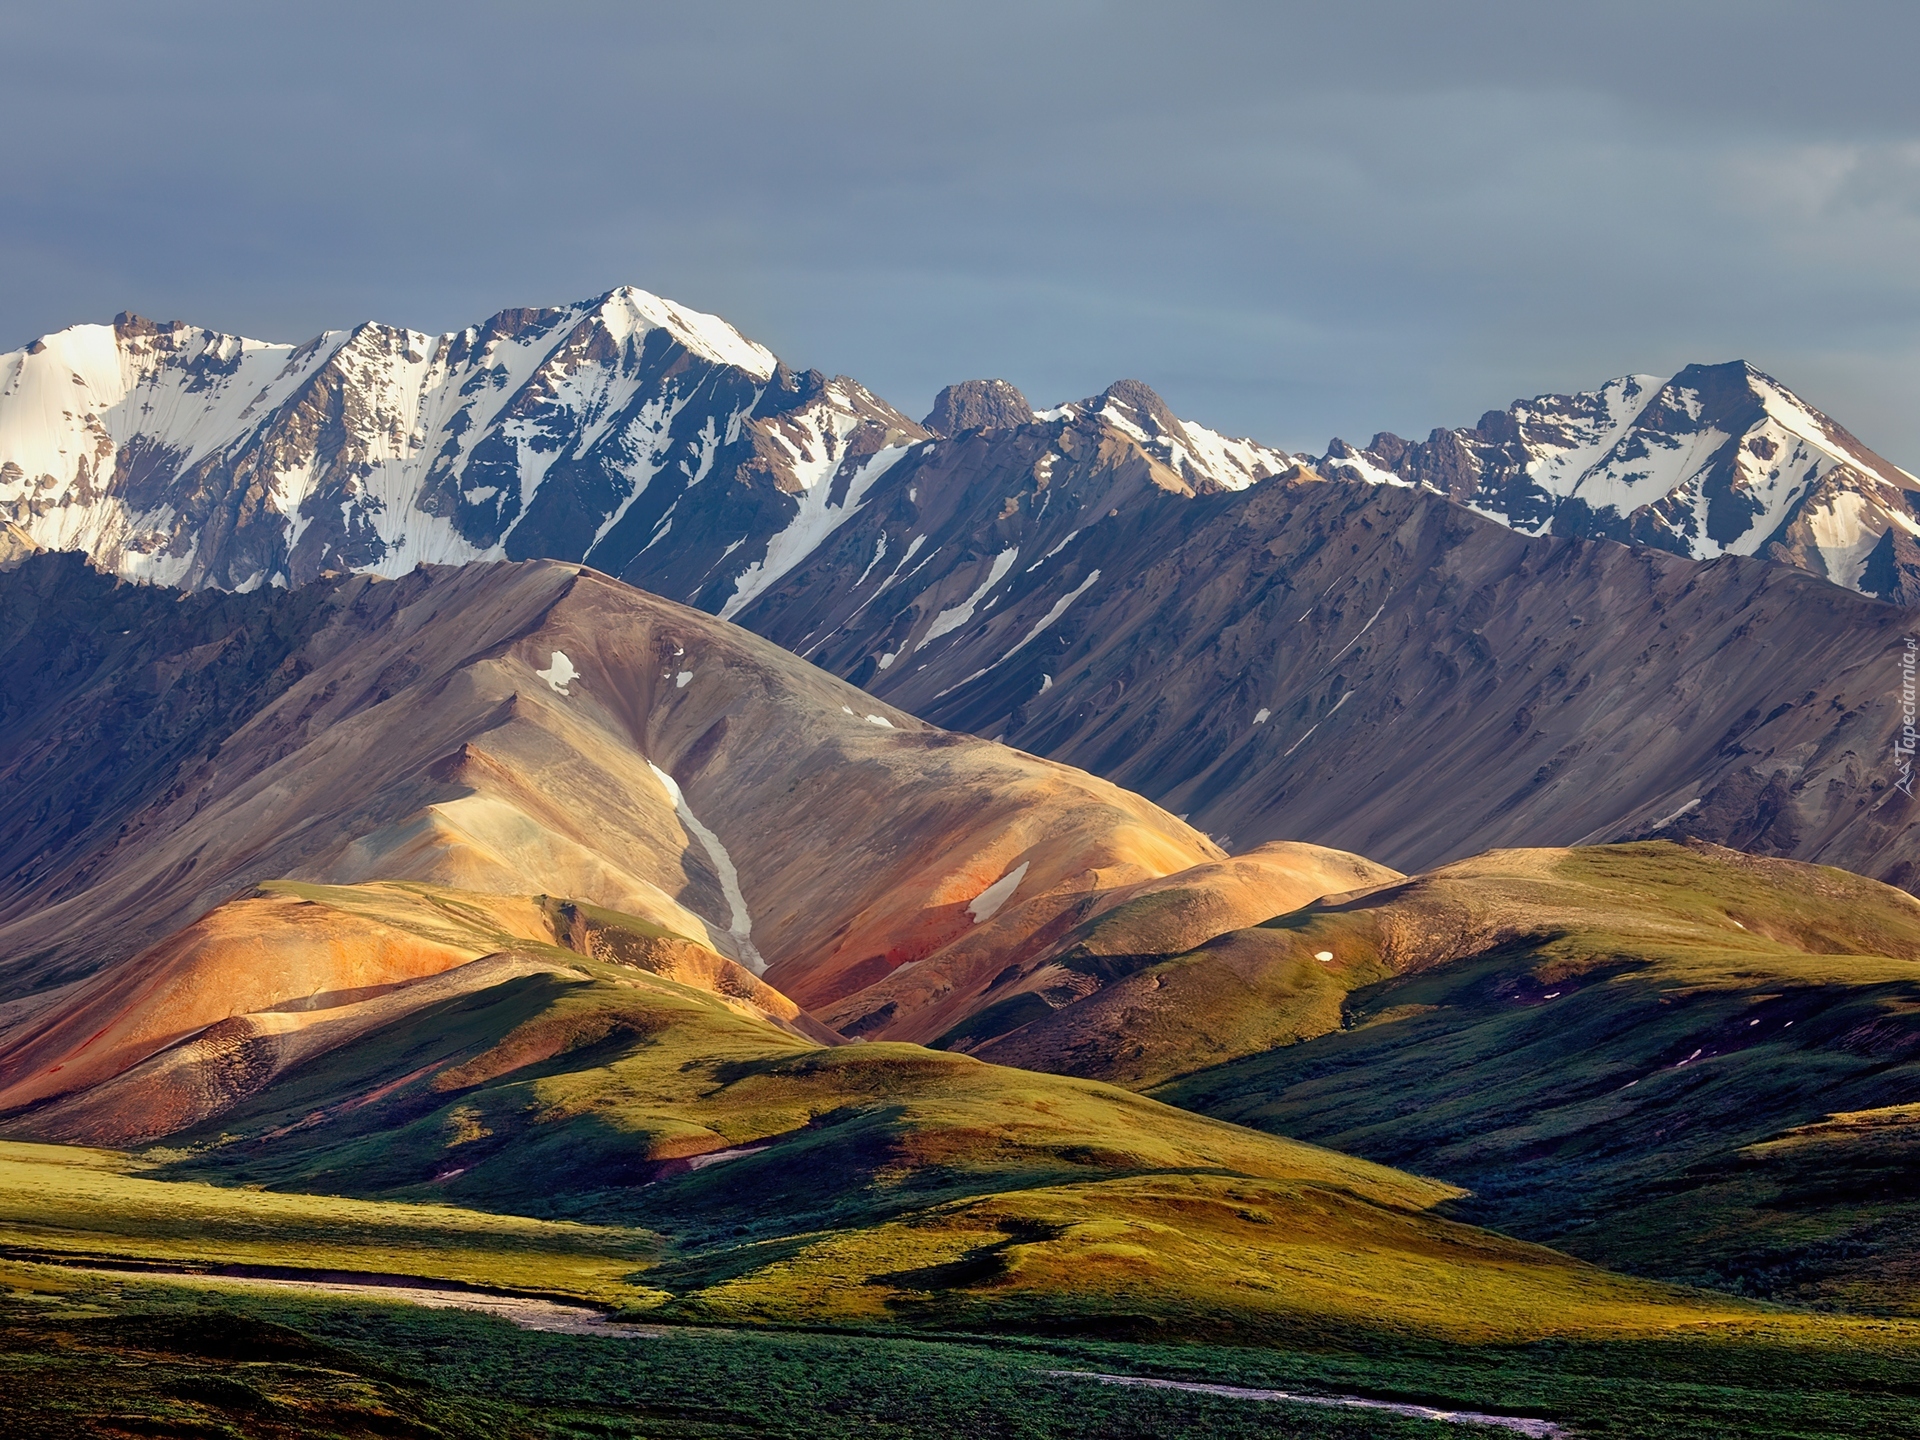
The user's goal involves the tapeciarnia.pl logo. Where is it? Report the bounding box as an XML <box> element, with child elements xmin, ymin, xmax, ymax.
<box><xmin>1897</xmin><ymin>636</ymin><xmax>1917</xmax><ymax>797</ymax></box>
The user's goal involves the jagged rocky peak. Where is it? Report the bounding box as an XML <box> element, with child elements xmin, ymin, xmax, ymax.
<box><xmin>923</xmin><ymin>378</ymin><xmax>1035</xmax><ymax>436</ymax></box>
<box><xmin>1317</xmin><ymin>359</ymin><xmax>1920</xmax><ymax>599</ymax></box>
<box><xmin>1062</xmin><ymin>378</ymin><xmax>1297</xmax><ymax>494</ymax></box>
<box><xmin>0</xmin><ymin>285</ymin><xmax>928</xmax><ymax>606</ymax></box>
<box><xmin>1088</xmin><ymin>378</ymin><xmax>1190</xmax><ymax>442</ymax></box>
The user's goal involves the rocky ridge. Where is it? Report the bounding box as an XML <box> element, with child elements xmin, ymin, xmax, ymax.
<box><xmin>1320</xmin><ymin>361</ymin><xmax>1920</xmax><ymax>603</ymax></box>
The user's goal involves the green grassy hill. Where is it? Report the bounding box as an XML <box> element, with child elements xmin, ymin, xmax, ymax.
<box><xmin>1146</xmin><ymin>843</ymin><xmax>1920</xmax><ymax>1310</ymax></box>
<box><xmin>0</xmin><ymin>878</ymin><xmax>1808</xmax><ymax>1349</ymax></box>
<box><xmin>8</xmin><ymin>868</ymin><xmax>1920</xmax><ymax>1438</ymax></box>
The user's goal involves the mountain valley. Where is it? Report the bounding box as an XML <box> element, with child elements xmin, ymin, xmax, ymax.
<box><xmin>5</xmin><ymin>289</ymin><xmax>1920</xmax><ymax>1439</ymax></box>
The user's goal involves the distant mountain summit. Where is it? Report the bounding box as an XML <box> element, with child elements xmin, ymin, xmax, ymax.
<box><xmin>1319</xmin><ymin>360</ymin><xmax>1920</xmax><ymax>602</ymax></box>
<box><xmin>0</xmin><ymin>289</ymin><xmax>927</xmax><ymax>602</ymax></box>
<box><xmin>922</xmin><ymin>378</ymin><xmax>1035</xmax><ymax>435</ymax></box>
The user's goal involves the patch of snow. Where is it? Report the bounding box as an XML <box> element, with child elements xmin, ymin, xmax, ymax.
<box><xmin>675</xmin><ymin>670</ymin><xmax>693</xmax><ymax>688</ymax></box>
<box><xmin>1324</xmin><ymin>449</ymin><xmax>1414</xmax><ymax>488</ymax></box>
<box><xmin>995</xmin><ymin>569</ymin><xmax>1101</xmax><ymax>666</ymax></box>
<box><xmin>1328</xmin><ymin>602</ymin><xmax>1387</xmax><ymax>663</ymax></box>
<box><xmin>1314</xmin><ymin>950</ymin><xmax>1333</xmax><ymax>962</ymax></box>
<box><xmin>600</xmin><ymin>285</ymin><xmax>777</xmax><ymax>380</ymax></box>
<box><xmin>865</xmin><ymin>714</ymin><xmax>894</xmax><ymax>728</ymax></box>
<box><xmin>1026</xmin><ymin>528</ymin><xmax>1081</xmax><ymax>572</ymax></box>
<box><xmin>536</xmin><ymin>650</ymin><xmax>579</xmax><ymax>695</ymax></box>
<box><xmin>932</xmin><ymin>667</ymin><xmax>990</xmax><ymax>701</ymax></box>
<box><xmin>1647</xmin><ymin>796</ymin><xmax>1702</xmax><ymax>831</ymax></box>
<box><xmin>967</xmin><ymin>861</ymin><xmax>1030</xmax><ymax>924</ymax></box>
<box><xmin>855</xmin><ymin>532</ymin><xmax>888</xmax><ymax>586</ymax></box>
<box><xmin>923</xmin><ymin>546</ymin><xmax>1020</xmax><ymax>644</ymax></box>
<box><xmin>646</xmin><ymin>761</ymin><xmax>764</xmax><ymax>973</ymax></box>
<box><xmin>1281</xmin><ymin>690</ymin><xmax>1353</xmax><ymax>758</ymax></box>
<box><xmin>1099</xmin><ymin>401</ymin><xmax>1152</xmax><ymax>445</ymax></box>
<box><xmin>1172</xmin><ymin>417</ymin><xmax>1295</xmax><ymax>491</ymax></box>
<box><xmin>720</xmin><ymin>443</ymin><xmax>914</xmax><ymax>620</ymax></box>
<box><xmin>1254</xmin><ymin>708</ymin><xmax>1270</xmax><ymax>724</ymax></box>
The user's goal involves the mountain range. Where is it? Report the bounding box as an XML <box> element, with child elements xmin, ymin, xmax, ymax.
<box><xmin>4</xmin><ymin>290</ymin><xmax>1912</xmax><ymax>607</ymax></box>
<box><xmin>1320</xmin><ymin>361</ymin><xmax>1920</xmax><ymax>600</ymax></box>
<box><xmin>4</xmin><ymin>289</ymin><xmax>1918</xmax><ymax>893</ymax></box>
<box><xmin>7</xmin><ymin>289</ymin><xmax>1920</xmax><ymax>1427</ymax></box>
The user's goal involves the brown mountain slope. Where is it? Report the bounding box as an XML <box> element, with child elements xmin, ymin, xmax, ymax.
<box><xmin>0</xmin><ymin>553</ymin><xmax>1304</xmax><ymax>1120</ymax></box>
<box><xmin>828</xmin><ymin>839</ymin><xmax>1399</xmax><ymax>1043</ymax></box>
<box><xmin>2</xmin><ymin>879</ymin><xmax>836</xmax><ymax>1143</ymax></box>
<box><xmin>742</xmin><ymin>466</ymin><xmax>1920</xmax><ymax>884</ymax></box>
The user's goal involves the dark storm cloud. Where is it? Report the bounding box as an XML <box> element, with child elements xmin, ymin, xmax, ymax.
<box><xmin>2</xmin><ymin>0</ymin><xmax>1916</xmax><ymax>462</ymax></box>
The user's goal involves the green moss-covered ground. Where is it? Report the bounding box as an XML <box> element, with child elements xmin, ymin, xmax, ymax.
<box><xmin>1154</xmin><ymin>844</ymin><xmax>1920</xmax><ymax>1309</ymax></box>
<box><xmin>7</xmin><ymin>1263</ymin><xmax>1920</xmax><ymax>1440</ymax></box>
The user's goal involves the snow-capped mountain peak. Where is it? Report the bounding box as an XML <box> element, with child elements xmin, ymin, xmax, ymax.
<box><xmin>0</xmin><ymin>289</ymin><xmax>916</xmax><ymax>597</ymax></box>
<box><xmin>1318</xmin><ymin>359</ymin><xmax>1920</xmax><ymax>600</ymax></box>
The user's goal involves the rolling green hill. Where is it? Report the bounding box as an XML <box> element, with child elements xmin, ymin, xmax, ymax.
<box><xmin>1144</xmin><ymin>843</ymin><xmax>1920</xmax><ymax>1310</ymax></box>
<box><xmin>0</xmin><ymin>878</ymin><xmax>1800</xmax><ymax>1349</ymax></box>
<box><xmin>6</xmin><ymin>868</ymin><xmax>1920</xmax><ymax>1438</ymax></box>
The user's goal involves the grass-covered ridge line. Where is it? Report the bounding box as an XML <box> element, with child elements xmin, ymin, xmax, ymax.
<box><xmin>1154</xmin><ymin>843</ymin><xmax>1920</xmax><ymax>1310</ymax></box>
<box><xmin>0</xmin><ymin>1143</ymin><xmax>657</xmax><ymax>1305</ymax></box>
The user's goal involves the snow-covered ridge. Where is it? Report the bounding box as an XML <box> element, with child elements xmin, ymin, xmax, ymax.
<box><xmin>1036</xmin><ymin>379</ymin><xmax>1298</xmax><ymax>493</ymax></box>
<box><xmin>1316</xmin><ymin>360</ymin><xmax>1920</xmax><ymax>602</ymax></box>
<box><xmin>5</xmin><ymin>295</ymin><xmax>1908</xmax><ymax>611</ymax></box>
<box><xmin>0</xmin><ymin>287</ymin><xmax>908</xmax><ymax>597</ymax></box>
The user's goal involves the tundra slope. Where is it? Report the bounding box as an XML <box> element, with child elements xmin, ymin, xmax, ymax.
<box><xmin>1143</xmin><ymin>844</ymin><xmax>1920</xmax><ymax>1313</ymax></box>
<box><xmin>0</xmin><ymin>553</ymin><xmax>1384</xmax><ymax>1124</ymax></box>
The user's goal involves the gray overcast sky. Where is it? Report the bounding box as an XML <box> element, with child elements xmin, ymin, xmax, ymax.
<box><xmin>2</xmin><ymin>1</ymin><xmax>1916</xmax><ymax>464</ymax></box>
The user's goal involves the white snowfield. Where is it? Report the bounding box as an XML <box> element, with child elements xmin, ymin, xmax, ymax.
<box><xmin>0</xmin><ymin>284</ymin><xmax>1298</xmax><ymax>610</ymax></box>
<box><xmin>647</xmin><ymin>760</ymin><xmax>765</xmax><ymax>974</ymax></box>
<box><xmin>966</xmin><ymin>860</ymin><xmax>1030</xmax><ymax>923</ymax></box>
<box><xmin>720</xmin><ymin>438</ymin><xmax>912</xmax><ymax>619</ymax></box>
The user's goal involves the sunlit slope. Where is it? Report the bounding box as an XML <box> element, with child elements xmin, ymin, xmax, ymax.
<box><xmin>2</xmin><ymin>881</ymin><xmax>835</xmax><ymax>1142</ymax></box>
<box><xmin>0</xmin><ymin>1141</ymin><xmax>656</xmax><ymax>1304</ymax></box>
<box><xmin>1</xmin><ymin>556</ymin><xmax>1232</xmax><ymax>1119</ymax></box>
<box><xmin>829</xmin><ymin>839</ymin><xmax>1398</xmax><ymax>1045</ymax></box>
<box><xmin>93</xmin><ymin>945</ymin><xmax>1770</xmax><ymax>1346</ymax></box>
<box><xmin>1147</xmin><ymin>842</ymin><xmax>1920</xmax><ymax>1309</ymax></box>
